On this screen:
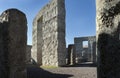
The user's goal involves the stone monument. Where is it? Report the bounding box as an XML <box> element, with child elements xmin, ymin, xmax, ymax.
<box><xmin>96</xmin><ymin>0</ymin><xmax>120</xmax><ymax>78</ymax></box>
<box><xmin>32</xmin><ymin>0</ymin><xmax>66</xmax><ymax>66</ymax></box>
<box><xmin>0</xmin><ymin>9</ymin><xmax>27</xmax><ymax>78</ymax></box>
<box><xmin>67</xmin><ymin>44</ymin><xmax>75</xmax><ymax>65</ymax></box>
<box><xmin>74</xmin><ymin>36</ymin><xmax>96</xmax><ymax>64</ymax></box>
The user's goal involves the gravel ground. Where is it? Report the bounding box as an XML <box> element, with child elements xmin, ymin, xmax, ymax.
<box><xmin>27</xmin><ymin>65</ymin><xmax>97</xmax><ymax>78</ymax></box>
<box><xmin>44</xmin><ymin>67</ymin><xmax>97</xmax><ymax>78</ymax></box>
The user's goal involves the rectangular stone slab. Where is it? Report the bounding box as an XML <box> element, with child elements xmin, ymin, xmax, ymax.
<box><xmin>96</xmin><ymin>0</ymin><xmax>120</xmax><ymax>78</ymax></box>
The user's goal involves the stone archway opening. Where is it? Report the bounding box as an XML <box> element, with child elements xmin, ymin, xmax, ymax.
<box><xmin>74</xmin><ymin>36</ymin><xmax>96</xmax><ymax>65</ymax></box>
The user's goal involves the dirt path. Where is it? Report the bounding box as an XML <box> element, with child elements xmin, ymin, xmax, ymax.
<box><xmin>44</xmin><ymin>67</ymin><xmax>97</xmax><ymax>78</ymax></box>
<box><xmin>27</xmin><ymin>65</ymin><xmax>97</xmax><ymax>78</ymax></box>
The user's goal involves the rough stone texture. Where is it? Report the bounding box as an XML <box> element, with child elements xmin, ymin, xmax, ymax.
<box><xmin>96</xmin><ymin>0</ymin><xmax>120</xmax><ymax>78</ymax></box>
<box><xmin>92</xmin><ymin>41</ymin><xmax>96</xmax><ymax>64</ymax></box>
<box><xmin>32</xmin><ymin>0</ymin><xmax>66</xmax><ymax>66</ymax></box>
<box><xmin>0</xmin><ymin>9</ymin><xmax>27</xmax><ymax>78</ymax></box>
<box><xmin>65</xmin><ymin>48</ymin><xmax>68</xmax><ymax>64</ymax></box>
<box><xmin>26</xmin><ymin>45</ymin><xmax>32</xmax><ymax>64</ymax></box>
<box><xmin>74</xmin><ymin>36</ymin><xmax>96</xmax><ymax>64</ymax></box>
<box><xmin>67</xmin><ymin>44</ymin><xmax>76</xmax><ymax>65</ymax></box>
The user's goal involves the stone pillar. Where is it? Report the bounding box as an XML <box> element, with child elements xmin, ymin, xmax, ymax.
<box><xmin>67</xmin><ymin>44</ymin><xmax>75</xmax><ymax>65</ymax></box>
<box><xmin>0</xmin><ymin>22</ymin><xmax>9</xmax><ymax>78</ymax></box>
<box><xmin>0</xmin><ymin>9</ymin><xmax>27</xmax><ymax>78</ymax></box>
<box><xmin>88</xmin><ymin>40</ymin><xmax>91</xmax><ymax>62</ymax></box>
<box><xmin>75</xmin><ymin>41</ymin><xmax>82</xmax><ymax>64</ymax></box>
<box><xmin>32</xmin><ymin>0</ymin><xmax>66</xmax><ymax>66</ymax></box>
<box><xmin>88</xmin><ymin>41</ymin><xmax>94</xmax><ymax>63</ymax></box>
<box><xmin>26</xmin><ymin>45</ymin><xmax>32</xmax><ymax>64</ymax></box>
<box><xmin>96</xmin><ymin>0</ymin><xmax>120</xmax><ymax>78</ymax></box>
<box><xmin>66</xmin><ymin>48</ymin><xmax>68</xmax><ymax>64</ymax></box>
<box><xmin>92</xmin><ymin>42</ymin><xmax>96</xmax><ymax>64</ymax></box>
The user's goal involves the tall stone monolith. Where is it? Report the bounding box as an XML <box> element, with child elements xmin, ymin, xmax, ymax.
<box><xmin>67</xmin><ymin>44</ymin><xmax>75</xmax><ymax>65</ymax></box>
<box><xmin>32</xmin><ymin>0</ymin><xmax>66</xmax><ymax>66</ymax></box>
<box><xmin>96</xmin><ymin>0</ymin><xmax>120</xmax><ymax>78</ymax></box>
<box><xmin>0</xmin><ymin>9</ymin><xmax>27</xmax><ymax>78</ymax></box>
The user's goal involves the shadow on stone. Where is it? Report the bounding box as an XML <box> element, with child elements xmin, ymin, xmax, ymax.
<box><xmin>27</xmin><ymin>65</ymin><xmax>73</xmax><ymax>78</ymax></box>
<box><xmin>97</xmin><ymin>33</ymin><xmax>120</xmax><ymax>78</ymax></box>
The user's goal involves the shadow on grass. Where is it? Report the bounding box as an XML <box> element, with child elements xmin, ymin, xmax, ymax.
<box><xmin>27</xmin><ymin>65</ymin><xmax>73</xmax><ymax>78</ymax></box>
<box><xmin>62</xmin><ymin>63</ymin><xmax>97</xmax><ymax>67</ymax></box>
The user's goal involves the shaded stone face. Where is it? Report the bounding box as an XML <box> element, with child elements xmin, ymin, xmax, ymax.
<box><xmin>32</xmin><ymin>0</ymin><xmax>66</xmax><ymax>66</ymax></box>
<box><xmin>26</xmin><ymin>45</ymin><xmax>32</xmax><ymax>64</ymax></box>
<box><xmin>96</xmin><ymin>0</ymin><xmax>120</xmax><ymax>78</ymax></box>
<box><xmin>67</xmin><ymin>44</ymin><xmax>75</xmax><ymax>65</ymax></box>
<box><xmin>0</xmin><ymin>9</ymin><xmax>27</xmax><ymax>78</ymax></box>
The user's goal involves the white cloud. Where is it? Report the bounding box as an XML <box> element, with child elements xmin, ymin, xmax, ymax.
<box><xmin>0</xmin><ymin>11</ymin><xmax>1</xmax><ymax>13</ymax></box>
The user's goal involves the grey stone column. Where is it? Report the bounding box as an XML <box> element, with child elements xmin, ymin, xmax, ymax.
<box><xmin>96</xmin><ymin>0</ymin><xmax>120</xmax><ymax>78</ymax></box>
<box><xmin>88</xmin><ymin>40</ymin><xmax>92</xmax><ymax>62</ymax></box>
<box><xmin>26</xmin><ymin>45</ymin><xmax>32</xmax><ymax>64</ymax></box>
<box><xmin>67</xmin><ymin>45</ymin><xmax>71</xmax><ymax>65</ymax></box>
<box><xmin>32</xmin><ymin>0</ymin><xmax>66</xmax><ymax>66</ymax></box>
<box><xmin>0</xmin><ymin>9</ymin><xmax>27</xmax><ymax>78</ymax></box>
<box><xmin>78</xmin><ymin>41</ymin><xmax>83</xmax><ymax>63</ymax></box>
<box><xmin>0</xmin><ymin>22</ymin><xmax>9</xmax><ymax>78</ymax></box>
<box><xmin>67</xmin><ymin>44</ymin><xmax>75</xmax><ymax>65</ymax></box>
<box><xmin>92</xmin><ymin>42</ymin><xmax>96</xmax><ymax>65</ymax></box>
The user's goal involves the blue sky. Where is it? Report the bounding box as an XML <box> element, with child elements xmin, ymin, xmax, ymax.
<box><xmin>0</xmin><ymin>0</ymin><xmax>96</xmax><ymax>47</ymax></box>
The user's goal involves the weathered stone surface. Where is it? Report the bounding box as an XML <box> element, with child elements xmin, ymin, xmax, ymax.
<box><xmin>32</xmin><ymin>0</ymin><xmax>66</xmax><ymax>66</ymax></box>
<box><xmin>26</xmin><ymin>45</ymin><xmax>32</xmax><ymax>64</ymax></box>
<box><xmin>96</xmin><ymin>0</ymin><xmax>120</xmax><ymax>78</ymax></box>
<box><xmin>0</xmin><ymin>9</ymin><xmax>27</xmax><ymax>78</ymax></box>
<box><xmin>74</xmin><ymin>36</ymin><xmax>96</xmax><ymax>64</ymax></box>
<box><xmin>67</xmin><ymin>44</ymin><xmax>76</xmax><ymax>65</ymax></box>
<box><xmin>92</xmin><ymin>41</ymin><xmax>96</xmax><ymax>64</ymax></box>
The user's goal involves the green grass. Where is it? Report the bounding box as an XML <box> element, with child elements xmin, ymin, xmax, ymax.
<box><xmin>40</xmin><ymin>66</ymin><xmax>58</xmax><ymax>69</ymax></box>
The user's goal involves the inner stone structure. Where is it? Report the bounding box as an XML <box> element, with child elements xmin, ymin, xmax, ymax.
<box><xmin>67</xmin><ymin>44</ymin><xmax>76</xmax><ymax>65</ymax></box>
<box><xmin>74</xmin><ymin>36</ymin><xmax>96</xmax><ymax>64</ymax></box>
<box><xmin>26</xmin><ymin>45</ymin><xmax>32</xmax><ymax>64</ymax></box>
<box><xmin>0</xmin><ymin>9</ymin><xmax>27</xmax><ymax>78</ymax></box>
<box><xmin>96</xmin><ymin>0</ymin><xmax>120</xmax><ymax>78</ymax></box>
<box><xmin>32</xmin><ymin>0</ymin><xmax>66</xmax><ymax>66</ymax></box>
